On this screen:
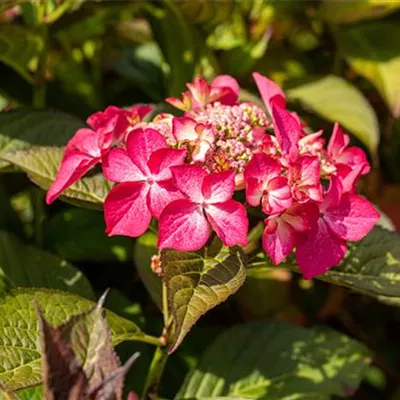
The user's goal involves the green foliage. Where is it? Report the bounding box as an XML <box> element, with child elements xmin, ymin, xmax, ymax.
<box><xmin>177</xmin><ymin>321</ymin><xmax>370</xmax><ymax>399</ymax></box>
<box><xmin>162</xmin><ymin>239</ymin><xmax>247</xmax><ymax>352</ymax></box>
<box><xmin>0</xmin><ymin>288</ymin><xmax>143</xmax><ymax>391</ymax></box>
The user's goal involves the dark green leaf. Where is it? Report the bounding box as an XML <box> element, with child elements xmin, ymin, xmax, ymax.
<box><xmin>0</xmin><ymin>109</ymin><xmax>84</xmax><ymax>170</ymax></box>
<box><xmin>337</xmin><ymin>22</ymin><xmax>400</xmax><ymax>118</ymax></box>
<box><xmin>0</xmin><ymin>288</ymin><xmax>144</xmax><ymax>390</ymax></box>
<box><xmin>0</xmin><ymin>230</ymin><xmax>94</xmax><ymax>298</ymax></box>
<box><xmin>288</xmin><ymin>75</ymin><xmax>379</xmax><ymax>155</ymax></box>
<box><xmin>133</xmin><ymin>231</ymin><xmax>162</xmax><ymax>309</ymax></box>
<box><xmin>162</xmin><ymin>240</ymin><xmax>247</xmax><ymax>352</ymax></box>
<box><xmin>45</xmin><ymin>208</ymin><xmax>131</xmax><ymax>263</ymax></box>
<box><xmin>177</xmin><ymin>322</ymin><xmax>370</xmax><ymax>399</ymax></box>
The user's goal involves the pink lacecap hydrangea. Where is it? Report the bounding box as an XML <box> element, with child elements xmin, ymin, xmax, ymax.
<box><xmin>47</xmin><ymin>72</ymin><xmax>379</xmax><ymax>279</ymax></box>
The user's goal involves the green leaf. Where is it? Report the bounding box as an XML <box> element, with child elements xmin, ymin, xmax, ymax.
<box><xmin>2</xmin><ymin>147</ymin><xmax>109</xmax><ymax>209</ymax></box>
<box><xmin>177</xmin><ymin>321</ymin><xmax>370</xmax><ymax>399</ymax></box>
<box><xmin>318</xmin><ymin>0</ymin><xmax>400</xmax><ymax>24</ymax></box>
<box><xmin>150</xmin><ymin>0</ymin><xmax>196</xmax><ymax>96</ymax></box>
<box><xmin>0</xmin><ymin>288</ymin><xmax>144</xmax><ymax>391</ymax></box>
<box><xmin>0</xmin><ymin>25</ymin><xmax>43</xmax><ymax>82</ymax></box>
<box><xmin>133</xmin><ymin>231</ymin><xmax>162</xmax><ymax>309</ymax></box>
<box><xmin>162</xmin><ymin>240</ymin><xmax>247</xmax><ymax>352</ymax></box>
<box><xmin>0</xmin><ymin>230</ymin><xmax>94</xmax><ymax>298</ymax></box>
<box><xmin>0</xmin><ymin>109</ymin><xmax>84</xmax><ymax>170</ymax></box>
<box><xmin>337</xmin><ymin>22</ymin><xmax>400</xmax><ymax>118</ymax></box>
<box><xmin>45</xmin><ymin>208</ymin><xmax>131</xmax><ymax>263</ymax></box>
<box><xmin>288</xmin><ymin>75</ymin><xmax>379</xmax><ymax>155</ymax></box>
<box><xmin>0</xmin><ymin>181</ymin><xmax>24</xmax><ymax>237</ymax></box>
<box><xmin>14</xmin><ymin>386</ymin><xmax>43</xmax><ymax>400</ymax></box>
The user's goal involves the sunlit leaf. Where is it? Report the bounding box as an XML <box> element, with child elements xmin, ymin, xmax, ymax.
<box><xmin>0</xmin><ymin>109</ymin><xmax>84</xmax><ymax>170</ymax></box>
<box><xmin>0</xmin><ymin>288</ymin><xmax>143</xmax><ymax>391</ymax></box>
<box><xmin>177</xmin><ymin>321</ymin><xmax>370</xmax><ymax>399</ymax></box>
<box><xmin>288</xmin><ymin>75</ymin><xmax>379</xmax><ymax>155</ymax></box>
<box><xmin>318</xmin><ymin>0</ymin><xmax>400</xmax><ymax>24</ymax></box>
<box><xmin>2</xmin><ymin>147</ymin><xmax>110</xmax><ymax>209</ymax></box>
<box><xmin>162</xmin><ymin>239</ymin><xmax>247</xmax><ymax>352</ymax></box>
<box><xmin>337</xmin><ymin>22</ymin><xmax>400</xmax><ymax>118</ymax></box>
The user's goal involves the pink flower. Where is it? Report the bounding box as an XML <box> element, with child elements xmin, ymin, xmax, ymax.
<box><xmin>244</xmin><ymin>153</ymin><xmax>292</xmax><ymax>215</ymax></box>
<box><xmin>103</xmin><ymin>128</ymin><xmax>186</xmax><ymax>237</ymax></box>
<box><xmin>46</xmin><ymin>106</ymin><xmax>134</xmax><ymax>204</ymax></box>
<box><xmin>328</xmin><ymin>123</ymin><xmax>370</xmax><ymax>192</ymax></box>
<box><xmin>158</xmin><ymin>166</ymin><xmax>248</xmax><ymax>251</ymax></box>
<box><xmin>253</xmin><ymin>72</ymin><xmax>286</xmax><ymax>115</ymax></box>
<box><xmin>296</xmin><ymin>176</ymin><xmax>380</xmax><ymax>279</ymax></box>
<box><xmin>263</xmin><ymin>202</ymin><xmax>319</xmax><ymax>264</ymax></box>
<box><xmin>288</xmin><ymin>156</ymin><xmax>323</xmax><ymax>202</ymax></box>
<box><xmin>172</xmin><ymin>116</ymin><xmax>214</xmax><ymax>162</ymax></box>
<box><xmin>166</xmin><ymin>75</ymin><xmax>239</xmax><ymax>112</ymax></box>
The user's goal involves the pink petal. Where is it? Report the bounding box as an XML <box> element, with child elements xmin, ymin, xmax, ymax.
<box><xmin>46</xmin><ymin>150</ymin><xmax>99</xmax><ymax>204</ymax></box>
<box><xmin>321</xmin><ymin>175</ymin><xmax>343</xmax><ymax>212</ymax></box>
<box><xmin>202</xmin><ymin>170</ymin><xmax>235</xmax><ymax>203</ymax></box>
<box><xmin>158</xmin><ymin>199</ymin><xmax>210</xmax><ymax>251</ymax></box>
<box><xmin>282</xmin><ymin>202</ymin><xmax>319</xmax><ymax>232</ymax></box>
<box><xmin>252</xmin><ymin>72</ymin><xmax>286</xmax><ymax>115</ymax></box>
<box><xmin>271</xmin><ymin>102</ymin><xmax>301</xmax><ymax>161</ymax></box>
<box><xmin>244</xmin><ymin>153</ymin><xmax>280</xmax><ymax>182</ymax></box>
<box><xmin>102</xmin><ymin>148</ymin><xmax>145</xmax><ymax>183</ymax></box>
<box><xmin>327</xmin><ymin>123</ymin><xmax>349</xmax><ymax>158</ymax></box>
<box><xmin>262</xmin><ymin>218</ymin><xmax>297</xmax><ymax>265</ymax></box>
<box><xmin>336</xmin><ymin>163</ymin><xmax>363</xmax><ymax>194</ymax></box>
<box><xmin>187</xmin><ymin>77</ymin><xmax>210</xmax><ymax>104</ymax></box>
<box><xmin>66</xmin><ymin>128</ymin><xmax>101</xmax><ymax>158</ymax></box>
<box><xmin>324</xmin><ymin>194</ymin><xmax>380</xmax><ymax>241</ymax></box>
<box><xmin>263</xmin><ymin>176</ymin><xmax>292</xmax><ymax>215</ymax></box>
<box><xmin>126</xmin><ymin>128</ymin><xmax>167</xmax><ymax>175</ymax></box>
<box><xmin>212</xmin><ymin>75</ymin><xmax>240</xmax><ymax>105</ymax></box>
<box><xmin>147</xmin><ymin>148</ymin><xmax>187</xmax><ymax>181</ymax></box>
<box><xmin>296</xmin><ymin>219</ymin><xmax>347</xmax><ymax>279</ymax></box>
<box><xmin>245</xmin><ymin>177</ymin><xmax>264</xmax><ymax>207</ymax></box>
<box><xmin>128</xmin><ymin>104</ymin><xmax>153</xmax><ymax>120</ymax></box>
<box><xmin>172</xmin><ymin>116</ymin><xmax>198</xmax><ymax>142</ymax></box>
<box><xmin>171</xmin><ymin>165</ymin><xmax>207</xmax><ymax>203</ymax></box>
<box><xmin>165</xmin><ymin>91</ymin><xmax>192</xmax><ymax>112</ymax></box>
<box><xmin>104</xmin><ymin>181</ymin><xmax>151</xmax><ymax>237</ymax></box>
<box><xmin>147</xmin><ymin>180</ymin><xmax>184</xmax><ymax>219</ymax></box>
<box><xmin>205</xmin><ymin>200</ymin><xmax>248</xmax><ymax>247</ymax></box>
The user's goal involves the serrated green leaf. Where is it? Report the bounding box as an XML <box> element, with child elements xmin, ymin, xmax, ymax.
<box><xmin>288</xmin><ymin>75</ymin><xmax>379</xmax><ymax>155</ymax></box>
<box><xmin>2</xmin><ymin>147</ymin><xmax>110</xmax><ymax>209</ymax></box>
<box><xmin>0</xmin><ymin>230</ymin><xmax>94</xmax><ymax>298</ymax></box>
<box><xmin>45</xmin><ymin>208</ymin><xmax>131</xmax><ymax>263</ymax></box>
<box><xmin>0</xmin><ymin>288</ymin><xmax>144</xmax><ymax>391</ymax></box>
<box><xmin>133</xmin><ymin>231</ymin><xmax>162</xmax><ymax>309</ymax></box>
<box><xmin>15</xmin><ymin>386</ymin><xmax>43</xmax><ymax>400</ymax></box>
<box><xmin>0</xmin><ymin>109</ymin><xmax>84</xmax><ymax>170</ymax></box>
<box><xmin>0</xmin><ymin>25</ymin><xmax>42</xmax><ymax>82</ymax></box>
<box><xmin>337</xmin><ymin>22</ymin><xmax>400</xmax><ymax>118</ymax></box>
<box><xmin>318</xmin><ymin>0</ymin><xmax>400</xmax><ymax>24</ymax></box>
<box><xmin>177</xmin><ymin>322</ymin><xmax>370</xmax><ymax>399</ymax></box>
<box><xmin>162</xmin><ymin>240</ymin><xmax>247</xmax><ymax>352</ymax></box>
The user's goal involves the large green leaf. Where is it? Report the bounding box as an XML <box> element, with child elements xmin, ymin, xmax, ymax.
<box><xmin>0</xmin><ymin>25</ymin><xmax>42</xmax><ymax>82</ymax></box>
<box><xmin>318</xmin><ymin>0</ymin><xmax>400</xmax><ymax>24</ymax></box>
<box><xmin>0</xmin><ymin>288</ymin><xmax>144</xmax><ymax>391</ymax></box>
<box><xmin>45</xmin><ymin>208</ymin><xmax>131</xmax><ymax>263</ymax></box>
<box><xmin>0</xmin><ymin>230</ymin><xmax>94</xmax><ymax>298</ymax></box>
<box><xmin>177</xmin><ymin>321</ymin><xmax>370</xmax><ymax>399</ymax></box>
<box><xmin>0</xmin><ymin>109</ymin><xmax>84</xmax><ymax>169</ymax></box>
<box><xmin>162</xmin><ymin>240</ymin><xmax>247</xmax><ymax>352</ymax></box>
<box><xmin>288</xmin><ymin>75</ymin><xmax>379</xmax><ymax>155</ymax></box>
<box><xmin>337</xmin><ymin>22</ymin><xmax>400</xmax><ymax>118</ymax></box>
<box><xmin>2</xmin><ymin>147</ymin><xmax>110</xmax><ymax>209</ymax></box>
<box><xmin>133</xmin><ymin>231</ymin><xmax>162</xmax><ymax>309</ymax></box>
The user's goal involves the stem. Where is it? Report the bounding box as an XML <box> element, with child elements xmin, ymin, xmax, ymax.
<box><xmin>137</xmin><ymin>334</ymin><xmax>165</xmax><ymax>347</ymax></box>
<box><xmin>45</xmin><ymin>0</ymin><xmax>74</xmax><ymax>24</ymax></box>
<box><xmin>141</xmin><ymin>345</ymin><xmax>169</xmax><ymax>400</ymax></box>
<box><xmin>33</xmin><ymin>23</ymin><xmax>48</xmax><ymax>108</ymax></box>
<box><xmin>162</xmin><ymin>281</ymin><xmax>170</xmax><ymax>328</ymax></box>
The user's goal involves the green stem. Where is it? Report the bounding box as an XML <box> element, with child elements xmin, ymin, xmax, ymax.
<box><xmin>138</xmin><ymin>334</ymin><xmax>165</xmax><ymax>347</ymax></box>
<box><xmin>45</xmin><ymin>0</ymin><xmax>74</xmax><ymax>24</ymax></box>
<box><xmin>33</xmin><ymin>24</ymin><xmax>48</xmax><ymax>108</ymax></box>
<box><xmin>142</xmin><ymin>345</ymin><xmax>169</xmax><ymax>400</ymax></box>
